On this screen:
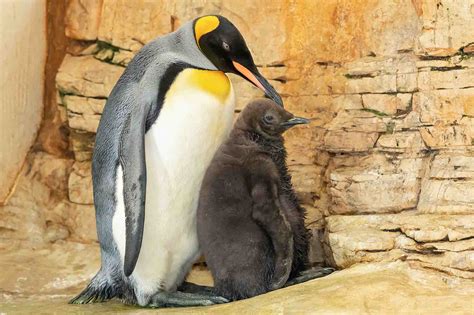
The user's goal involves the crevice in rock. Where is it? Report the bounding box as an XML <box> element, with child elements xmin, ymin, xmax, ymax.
<box><xmin>344</xmin><ymin>73</ymin><xmax>376</xmax><ymax>79</ymax></box>
<box><xmin>430</xmin><ymin>65</ymin><xmax>464</xmax><ymax>71</ymax></box>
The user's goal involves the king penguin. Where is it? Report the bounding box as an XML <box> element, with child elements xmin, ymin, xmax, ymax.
<box><xmin>70</xmin><ymin>15</ymin><xmax>283</xmax><ymax>307</ymax></box>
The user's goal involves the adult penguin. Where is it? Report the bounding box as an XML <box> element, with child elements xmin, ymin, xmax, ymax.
<box><xmin>70</xmin><ymin>15</ymin><xmax>283</xmax><ymax>307</ymax></box>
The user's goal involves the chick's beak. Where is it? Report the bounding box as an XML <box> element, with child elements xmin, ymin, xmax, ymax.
<box><xmin>232</xmin><ymin>61</ymin><xmax>283</xmax><ymax>107</ymax></box>
<box><xmin>280</xmin><ymin>116</ymin><xmax>310</xmax><ymax>127</ymax></box>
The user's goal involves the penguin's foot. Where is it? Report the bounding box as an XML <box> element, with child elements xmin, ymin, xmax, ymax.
<box><xmin>147</xmin><ymin>290</ymin><xmax>228</xmax><ymax>308</ymax></box>
<box><xmin>284</xmin><ymin>267</ymin><xmax>335</xmax><ymax>287</ymax></box>
<box><xmin>178</xmin><ymin>281</ymin><xmax>214</xmax><ymax>295</ymax></box>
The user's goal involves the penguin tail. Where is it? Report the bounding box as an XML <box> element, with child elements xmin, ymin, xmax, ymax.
<box><xmin>69</xmin><ymin>270</ymin><xmax>119</xmax><ymax>304</ymax></box>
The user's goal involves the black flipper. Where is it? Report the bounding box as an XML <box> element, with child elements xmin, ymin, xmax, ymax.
<box><xmin>251</xmin><ymin>181</ymin><xmax>294</xmax><ymax>290</ymax></box>
<box><xmin>119</xmin><ymin>107</ymin><xmax>148</xmax><ymax>277</ymax></box>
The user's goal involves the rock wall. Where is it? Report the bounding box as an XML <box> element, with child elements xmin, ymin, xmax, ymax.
<box><xmin>54</xmin><ymin>0</ymin><xmax>473</xmax><ymax>276</ymax></box>
<box><xmin>0</xmin><ymin>0</ymin><xmax>47</xmax><ymax>204</ymax></box>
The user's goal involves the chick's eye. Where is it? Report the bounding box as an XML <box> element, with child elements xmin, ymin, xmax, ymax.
<box><xmin>263</xmin><ymin>115</ymin><xmax>274</xmax><ymax>124</ymax></box>
<box><xmin>222</xmin><ymin>42</ymin><xmax>230</xmax><ymax>51</ymax></box>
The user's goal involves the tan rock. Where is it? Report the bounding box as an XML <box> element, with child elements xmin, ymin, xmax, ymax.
<box><xmin>417</xmin><ymin>1</ymin><xmax>474</xmax><ymax>56</ymax></box>
<box><xmin>65</xmin><ymin>0</ymin><xmax>103</xmax><ymax>40</ymax></box>
<box><xmin>460</xmin><ymin>116</ymin><xmax>474</xmax><ymax>140</ymax></box>
<box><xmin>326</xmin><ymin>110</ymin><xmax>389</xmax><ymax>133</ymax></box>
<box><xmin>410</xmin><ymin>250</ymin><xmax>474</xmax><ymax>275</ymax></box>
<box><xmin>111</xmin><ymin>49</ymin><xmax>135</xmax><ymax>66</ymax></box>
<box><xmin>67</xmin><ymin>113</ymin><xmax>100</xmax><ymax>133</ymax></box>
<box><xmin>424</xmin><ymin>239</ymin><xmax>474</xmax><ymax>252</ymax></box>
<box><xmin>285</xmin><ymin>65</ymin><xmax>347</xmax><ymax>96</ymax></box>
<box><xmin>326</xmin><ymin>213</ymin><xmax>474</xmax><ymax>274</ymax></box>
<box><xmin>3</xmin><ymin>261</ymin><xmax>474</xmax><ymax>314</ymax></box>
<box><xmin>0</xmin><ymin>242</ymin><xmax>100</xmax><ymax>297</ymax></box>
<box><xmin>44</xmin><ymin>222</ymin><xmax>70</xmax><ymax>243</ymax></box>
<box><xmin>346</xmin><ymin>56</ymin><xmax>398</xmax><ymax>76</ymax></box>
<box><xmin>328</xmin><ymin>155</ymin><xmax>422</xmax><ymax>214</ymax></box>
<box><xmin>284</xmin><ymin>126</ymin><xmax>317</xmax><ymax>165</ymax></box>
<box><xmin>362</xmin><ymin>93</ymin><xmax>411</xmax><ymax>115</ymax></box>
<box><xmin>56</xmin><ymin>55</ymin><xmax>124</xmax><ymax>98</ymax></box>
<box><xmin>376</xmin><ymin>131</ymin><xmax>426</xmax><ymax>151</ymax></box>
<box><xmin>429</xmin><ymin>154</ymin><xmax>474</xmax><ymax>179</ymax></box>
<box><xmin>418</xmin><ymin>180</ymin><xmax>474</xmax><ymax>214</ymax></box>
<box><xmin>332</xmin><ymin>94</ymin><xmax>362</xmax><ymax>110</ymax></box>
<box><xmin>284</xmin><ymin>95</ymin><xmax>337</xmax><ymax>123</ymax></box>
<box><xmin>305</xmin><ymin>205</ymin><xmax>324</xmax><ymax>227</ymax></box>
<box><xmin>286</xmin><ymin>1</ymin><xmax>418</xmax><ymax>62</ymax></box>
<box><xmin>288</xmin><ymin>164</ymin><xmax>323</xmax><ymax>206</ymax></box>
<box><xmin>64</xmin><ymin>203</ymin><xmax>98</xmax><ymax>242</ymax></box>
<box><xmin>330</xmin><ymin>228</ymin><xmax>397</xmax><ymax>252</ymax></box>
<box><xmin>420</xmin><ymin>124</ymin><xmax>472</xmax><ymax>148</ymax></box>
<box><xmin>0</xmin><ymin>153</ymin><xmax>73</xmax><ymax>246</ymax></box>
<box><xmin>68</xmin><ymin>161</ymin><xmax>93</xmax><ymax>205</ymax></box>
<box><xmin>397</xmin><ymin>72</ymin><xmax>417</xmax><ymax>92</ymax></box>
<box><xmin>418</xmin><ymin>69</ymin><xmax>474</xmax><ymax>90</ymax></box>
<box><xmin>65</xmin><ymin>96</ymin><xmax>103</xmax><ymax>133</ymax></box>
<box><xmin>324</xmin><ymin>131</ymin><xmax>379</xmax><ymax>153</ymax></box>
<box><xmin>94</xmin><ymin>47</ymin><xmax>114</xmax><ymax>62</ymax></box>
<box><xmin>465</xmin><ymin>101</ymin><xmax>474</xmax><ymax>117</ymax></box>
<box><xmin>98</xmin><ymin>0</ymin><xmax>171</xmax><ymax>51</ymax></box>
<box><xmin>415</xmin><ymin>58</ymin><xmax>454</xmax><ymax>70</ymax></box>
<box><xmin>323</xmin><ymin>130</ymin><xmax>377</xmax><ymax>153</ymax></box>
<box><xmin>70</xmin><ymin>130</ymin><xmax>95</xmax><ymax>162</ymax></box>
<box><xmin>404</xmin><ymin>228</ymin><xmax>449</xmax><ymax>243</ymax></box>
<box><xmin>413</xmin><ymin>89</ymin><xmax>473</xmax><ymax>124</ymax></box>
<box><xmin>64</xmin><ymin>95</ymin><xmax>106</xmax><ymax>115</ymax></box>
<box><xmin>345</xmin><ymin>74</ymin><xmax>397</xmax><ymax>94</ymax></box>
<box><xmin>391</xmin><ymin>111</ymin><xmax>423</xmax><ymax>131</ymax></box>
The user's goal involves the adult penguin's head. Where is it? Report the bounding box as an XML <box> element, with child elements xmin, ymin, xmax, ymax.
<box><xmin>194</xmin><ymin>15</ymin><xmax>283</xmax><ymax>107</ymax></box>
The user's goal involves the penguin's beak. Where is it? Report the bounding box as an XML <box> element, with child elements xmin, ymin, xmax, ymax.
<box><xmin>232</xmin><ymin>61</ymin><xmax>283</xmax><ymax>107</ymax></box>
<box><xmin>281</xmin><ymin>116</ymin><xmax>310</xmax><ymax>127</ymax></box>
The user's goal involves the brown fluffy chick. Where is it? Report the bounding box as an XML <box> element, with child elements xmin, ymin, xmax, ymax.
<box><xmin>197</xmin><ymin>98</ymin><xmax>331</xmax><ymax>301</ymax></box>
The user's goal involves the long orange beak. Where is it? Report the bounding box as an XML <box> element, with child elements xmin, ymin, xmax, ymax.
<box><xmin>232</xmin><ymin>61</ymin><xmax>283</xmax><ymax>107</ymax></box>
<box><xmin>232</xmin><ymin>61</ymin><xmax>266</xmax><ymax>91</ymax></box>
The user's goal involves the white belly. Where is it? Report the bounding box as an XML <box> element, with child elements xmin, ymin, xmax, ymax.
<box><xmin>112</xmin><ymin>79</ymin><xmax>235</xmax><ymax>303</ymax></box>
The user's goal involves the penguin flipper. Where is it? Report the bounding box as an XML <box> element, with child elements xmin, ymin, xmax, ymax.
<box><xmin>251</xmin><ymin>180</ymin><xmax>294</xmax><ymax>290</ymax></box>
<box><xmin>119</xmin><ymin>107</ymin><xmax>148</xmax><ymax>277</ymax></box>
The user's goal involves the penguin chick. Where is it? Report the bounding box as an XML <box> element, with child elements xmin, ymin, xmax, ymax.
<box><xmin>197</xmin><ymin>98</ymin><xmax>311</xmax><ymax>301</ymax></box>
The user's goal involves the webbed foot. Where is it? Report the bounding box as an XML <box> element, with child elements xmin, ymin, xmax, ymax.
<box><xmin>147</xmin><ymin>290</ymin><xmax>228</xmax><ymax>308</ymax></box>
<box><xmin>284</xmin><ymin>267</ymin><xmax>335</xmax><ymax>287</ymax></box>
<box><xmin>178</xmin><ymin>281</ymin><xmax>214</xmax><ymax>295</ymax></box>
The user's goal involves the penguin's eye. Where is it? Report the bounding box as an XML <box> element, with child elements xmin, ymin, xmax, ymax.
<box><xmin>222</xmin><ymin>42</ymin><xmax>230</xmax><ymax>52</ymax></box>
<box><xmin>263</xmin><ymin>114</ymin><xmax>274</xmax><ymax>124</ymax></box>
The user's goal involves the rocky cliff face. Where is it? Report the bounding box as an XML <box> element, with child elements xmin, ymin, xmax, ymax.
<box><xmin>12</xmin><ymin>0</ymin><xmax>474</xmax><ymax>278</ymax></box>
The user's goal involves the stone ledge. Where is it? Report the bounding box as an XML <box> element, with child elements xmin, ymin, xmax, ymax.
<box><xmin>1</xmin><ymin>259</ymin><xmax>473</xmax><ymax>314</ymax></box>
<box><xmin>326</xmin><ymin>213</ymin><xmax>474</xmax><ymax>278</ymax></box>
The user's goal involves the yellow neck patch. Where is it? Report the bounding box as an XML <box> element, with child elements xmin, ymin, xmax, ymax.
<box><xmin>167</xmin><ymin>69</ymin><xmax>231</xmax><ymax>103</ymax></box>
<box><xmin>194</xmin><ymin>16</ymin><xmax>220</xmax><ymax>48</ymax></box>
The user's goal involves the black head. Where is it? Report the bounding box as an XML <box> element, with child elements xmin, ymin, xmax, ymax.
<box><xmin>239</xmin><ymin>98</ymin><xmax>310</xmax><ymax>139</ymax></box>
<box><xmin>194</xmin><ymin>15</ymin><xmax>283</xmax><ymax>106</ymax></box>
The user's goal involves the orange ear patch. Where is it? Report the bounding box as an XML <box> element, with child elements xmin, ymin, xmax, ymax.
<box><xmin>194</xmin><ymin>15</ymin><xmax>220</xmax><ymax>48</ymax></box>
